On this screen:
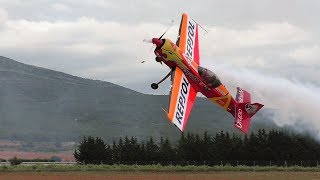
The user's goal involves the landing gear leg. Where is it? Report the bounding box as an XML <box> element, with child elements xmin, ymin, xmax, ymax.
<box><xmin>151</xmin><ymin>70</ymin><xmax>172</xmax><ymax>90</ymax></box>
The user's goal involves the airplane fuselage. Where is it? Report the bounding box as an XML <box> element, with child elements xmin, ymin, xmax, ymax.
<box><xmin>154</xmin><ymin>38</ymin><xmax>237</xmax><ymax>116</ymax></box>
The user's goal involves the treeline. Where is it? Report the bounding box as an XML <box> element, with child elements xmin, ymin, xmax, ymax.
<box><xmin>74</xmin><ymin>129</ymin><xmax>320</xmax><ymax>165</ymax></box>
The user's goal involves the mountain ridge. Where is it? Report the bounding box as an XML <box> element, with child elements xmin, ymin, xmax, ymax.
<box><xmin>0</xmin><ymin>56</ymin><xmax>279</xmax><ymax>151</ymax></box>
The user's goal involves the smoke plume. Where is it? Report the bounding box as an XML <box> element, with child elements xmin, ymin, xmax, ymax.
<box><xmin>212</xmin><ymin>63</ymin><xmax>320</xmax><ymax>137</ymax></box>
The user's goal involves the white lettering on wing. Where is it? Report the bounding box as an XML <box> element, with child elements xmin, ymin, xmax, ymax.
<box><xmin>175</xmin><ymin>77</ymin><xmax>190</xmax><ymax>125</ymax></box>
<box><xmin>186</xmin><ymin>20</ymin><xmax>195</xmax><ymax>60</ymax></box>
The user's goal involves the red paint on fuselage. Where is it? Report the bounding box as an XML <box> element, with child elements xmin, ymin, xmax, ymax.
<box><xmin>153</xmin><ymin>38</ymin><xmax>238</xmax><ymax>117</ymax></box>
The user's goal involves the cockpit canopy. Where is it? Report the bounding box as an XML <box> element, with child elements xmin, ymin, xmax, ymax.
<box><xmin>198</xmin><ymin>66</ymin><xmax>221</xmax><ymax>88</ymax></box>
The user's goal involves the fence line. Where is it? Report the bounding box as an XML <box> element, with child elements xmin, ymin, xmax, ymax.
<box><xmin>1</xmin><ymin>160</ymin><xmax>320</xmax><ymax>167</ymax></box>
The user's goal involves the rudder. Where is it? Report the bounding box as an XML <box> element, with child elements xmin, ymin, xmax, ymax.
<box><xmin>234</xmin><ymin>87</ymin><xmax>264</xmax><ymax>134</ymax></box>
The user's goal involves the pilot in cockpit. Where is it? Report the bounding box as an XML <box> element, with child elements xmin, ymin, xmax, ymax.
<box><xmin>198</xmin><ymin>66</ymin><xmax>222</xmax><ymax>88</ymax></box>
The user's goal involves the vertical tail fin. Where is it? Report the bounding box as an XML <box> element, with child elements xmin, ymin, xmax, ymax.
<box><xmin>234</xmin><ymin>87</ymin><xmax>264</xmax><ymax>134</ymax></box>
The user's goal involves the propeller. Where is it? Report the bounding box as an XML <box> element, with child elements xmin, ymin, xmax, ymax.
<box><xmin>141</xmin><ymin>20</ymin><xmax>174</xmax><ymax>64</ymax></box>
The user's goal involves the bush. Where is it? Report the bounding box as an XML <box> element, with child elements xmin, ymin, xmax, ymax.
<box><xmin>9</xmin><ymin>157</ymin><xmax>22</xmax><ymax>166</ymax></box>
<box><xmin>51</xmin><ymin>156</ymin><xmax>62</xmax><ymax>162</ymax></box>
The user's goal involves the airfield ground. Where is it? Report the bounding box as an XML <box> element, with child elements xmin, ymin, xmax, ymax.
<box><xmin>1</xmin><ymin>171</ymin><xmax>320</xmax><ymax>180</ymax></box>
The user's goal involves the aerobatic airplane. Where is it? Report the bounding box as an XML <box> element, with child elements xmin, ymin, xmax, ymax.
<box><xmin>145</xmin><ymin>13</ymin><xmax>263</xmax><ymax>134</ymax></box>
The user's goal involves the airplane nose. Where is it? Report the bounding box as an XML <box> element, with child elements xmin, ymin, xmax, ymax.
<box><xmin>152</xmin><ymin>38</ymin><xmax>163</xmax><ymax>48</ymax></box>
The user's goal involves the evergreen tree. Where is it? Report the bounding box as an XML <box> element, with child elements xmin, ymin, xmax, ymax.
<box><xmin>247</xmin><ymin>132</ymin><xmax>259</xmax><ymax>160</ymax></box>
<box><xmin>194</xmin><ymin>134</ymin><xmax>203</xmax><ymax>161</ymax></box>
<box><xmin>73</xmin><ymin>128</ymin><xmax>320</xmax><ymax>165</ymax></box>
<box><xmin>74</xmin><ymin>136</ymin><xmax>111</xmax><ymax>164</ymax></box>
<box><xmin>122</xmin><ymin>136</ymin><xmax>131</xmax><ymax>161</ymax></box>
<box><xmin>117</xmin><ymin>137</ymin><xmax>124</xmax><ymax>162</ymax></box>
<box><xmin>242</xmin><ymin>134</ymin><xmax>249</xmax><ymax>160</ymax></box>
<box><xmin>139</xmin><ymin>142</ymin><xmax>147</xmax><ymax>162</ymax></box>
<box><xmin>130</xmin><ymin>136</ymin><xmax>140</xmax><ymax>161</ymax></box>
<box><xmin>185</xmin><ymin>132</ymin><xmax>197</xmax><ymax>161</ymax></box>
<box><xmin>212</xmin><ymin>131</ymin><xmax>226</xmax><ymax>160</ymax></box>
<box><xmin>145</xmin><ymin>137</ymin><xmax>159</xmax><ymax>162</ymax></box>
<box><xmin>256</xmin><ymin>129</ymin><xmax>268</xmax><ymax>160</ymax></box>
<box><xmin>159</xmin><ymin>137</ymin><xmax>175</xmax><ymax>163</ymax></box>
<box><xmin>176</xmin><ymin>133</ymin><xmax>186</xmax><ymax>161</ymax></box>
<box><xmin>230</xmin><ymin>134</ymin><xmax>243</xmax><ymax>161</ymax></box>
<box><xmin>111</xmin><ymin>140</ymin><xmax>119</xmax><ymax>162</ymax></box>
<box><xmin>223</xmin><ymin>132</ymin><xmax>232</xmax><ymax>160</ymax></box>
<box><xmin>201</xmin><ymin>131</ymin><xmax>213</xmax><ymax>161</ymax></box>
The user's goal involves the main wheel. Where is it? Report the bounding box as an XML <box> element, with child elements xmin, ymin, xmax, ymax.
<box><xmin>151</xmin><ymin>83</ymin><xmax>158</xmax><ymax>89</ymax></box>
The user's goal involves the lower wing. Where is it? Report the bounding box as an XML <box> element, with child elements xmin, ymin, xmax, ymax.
<box><xmin>166</xmin><ymin>67</ymin><xmax>197</xmax><ymax>131</ymax></box>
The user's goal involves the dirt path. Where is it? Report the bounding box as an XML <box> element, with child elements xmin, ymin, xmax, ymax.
<box><xmin>0</xmin><ymin>172</ymin><xmax>320</xmax><ymax>180</ymax></box>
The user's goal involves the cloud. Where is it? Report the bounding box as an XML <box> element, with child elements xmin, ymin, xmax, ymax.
<box><xmin>51</xmin><ymin>3</ymin><xmax>72</xmax><ymax>13</ymax></box>
<box><xmin>289</xmin><ymin>45</ymin><xmax>320</xmax><ymax>64</ymax></box>
<box><xmin>201</xmin><ymin>22</ymin><xmax>308</xmax><ymax>55</ymax></box>
<box><xmin>0</xmin><ymin>14</ymin><xmax>174</xmax><ymax>91</ymax></box>
<box><xmin>0</xmin><ymin>16</ymin><xmax>176</xmax><ymax>55</ymax></box>
<box><xmin>0</xmin><ymin>8</ymin><xmax>8</xmax><ymax>26</ymax></box>
<box><xmin>0</xmin><ymin>7</ymin><xmax>317</xmax><ymax>97</ymax></box>
<box><xmin>1</xmin><ymin>17</ymin><xmax>303</xmax><ymax>65</ymax></box>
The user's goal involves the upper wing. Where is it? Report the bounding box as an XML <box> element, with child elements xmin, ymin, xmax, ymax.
<box><xmin>166</xmin><ymin>67</ymin><xmax>197</xmax><ymax>131</ymax></box>
<box><xmin>176</xmin><ymin>13</ymin><xmax>200</xmax><ymax>66</ymax></box>
<box><xmin>165</xmin><ymin>13</ymin><xmax>199</xmax><ymax>132</ymax></box>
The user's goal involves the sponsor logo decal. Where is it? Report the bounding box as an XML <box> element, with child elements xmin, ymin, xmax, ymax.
<box><xmin>175</xmin><ymin>59</ymin><xmax>209</xmax><ymax>91</ymax></box>
<box><xmin>186</xmin><ymin>20</ymin><xmax>195</xmax><ymax>59</ymax></box>
<box><xmin>245</xmin><ymin>104</ymin><xmax>258</xmax><ymax>114</ymax></box>
<box><xmin>237</xmin><ymin>88</ymin><xmax>244</xmax><ymax>103</ymax></box>
<box><xmin>175</xmin><ymin>77</ymin><xmax>189</xmax><ymax>125</ymax></box>
<box><xmin>235</xmin><ymin>108</ymin><xmax>243</xmax><ymax>129</ymax></box>
<box><xmin>183</xmin><ymin>53</ymin><xmax>192</xmax><ymax>65</ymax></box>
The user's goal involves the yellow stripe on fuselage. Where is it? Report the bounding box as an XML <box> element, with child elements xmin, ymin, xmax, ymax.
<box><xmin>209</xmin><ymin>94</ymin><xmax>232</xmax><ymax>110</ymax></box>
<box><xmin>161</xmin><ymin>39</ymin><xmax>188</xmax><ymax>71</ymax></box>
<box><xmin>208</xmin><ymin>85</ymin><xmax>232</xmax><ymax>110</ymax></box>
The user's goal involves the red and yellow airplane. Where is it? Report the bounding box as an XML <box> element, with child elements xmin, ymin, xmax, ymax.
<box><xmin>147</xmin><ymin>13</ymin><xmax>263</xmax><ymax>134</ymax></box>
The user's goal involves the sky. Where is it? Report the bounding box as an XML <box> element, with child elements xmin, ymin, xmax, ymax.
<box><xmin>0</xmin><ymin>0</ymin><xmax>319</xmax><ymax>135</ymax></box>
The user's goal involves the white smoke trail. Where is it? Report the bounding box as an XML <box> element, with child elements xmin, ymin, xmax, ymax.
<box><xmin>211</xmin><ymin>63</ymin><xmax>320</xmax><ymax>136</ymax></box>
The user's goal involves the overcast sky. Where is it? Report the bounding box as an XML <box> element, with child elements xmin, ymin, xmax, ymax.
<box><xmin>1</xmin><ymin>0</ymin><xmax>320</xmax><ymax>135</ymax></box>
<box><xmin>0</xmin><ymin>0</ymin><xmax>319</xmax><ymax>95</ymax></box>
<box><xmin>0</xmin><ymin>0</ymin><xmax>320</xmax><ymax>94</ymax></box>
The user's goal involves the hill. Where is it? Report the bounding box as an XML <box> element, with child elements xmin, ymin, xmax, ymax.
<box><xmin>0</xmin><ymin>56</ymin><xmax>279</xmax><ymax>151</ymax></box>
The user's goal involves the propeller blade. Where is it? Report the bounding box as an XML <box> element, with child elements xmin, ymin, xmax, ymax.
<box><xmin>143</xmin><ymin>39</ymin><xmax>153</xmax><ymax>43</ymax></box>
<box><xmin>140</xmin><ymin>44</ymin><xmax>155</xmax><ymax>64</ymax></box>
<box><xmin>158</xmin><ymin>20</ymin><xmax>174</xmax><ymax>40</ymax></box>
<box><xmin>149</xmin><ymin>44</ymin><xmax>156</xmax><ymax>53</ymax></box>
